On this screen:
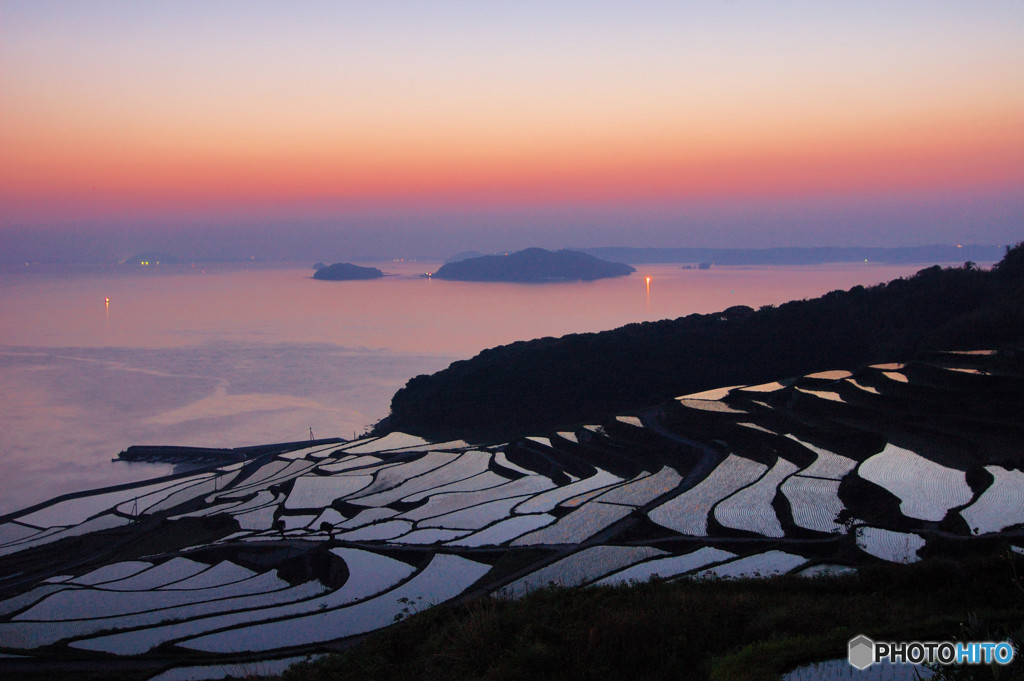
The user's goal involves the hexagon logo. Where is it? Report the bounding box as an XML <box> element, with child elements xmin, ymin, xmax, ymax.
<box><xmin>848</xmin><ymin>635</ymin><xmax>875</xmax><ymax>670</ymax></box>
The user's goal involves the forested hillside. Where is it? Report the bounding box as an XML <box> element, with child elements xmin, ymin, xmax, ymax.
<box><xmin>380</xmin><ymin>243</ymin><xmax>1024</xmax><ymax>442</ymax></box>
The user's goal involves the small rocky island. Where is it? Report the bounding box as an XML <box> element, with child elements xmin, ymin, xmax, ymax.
<box><xmin>432</xmin><ymin>247</ymin><xmax>635</xmax><ymax>282</ymax></box>
<box><xmin>312</xmin><ymin>262</ymin><xmax>384</xmax><ymax>281</ymax></box>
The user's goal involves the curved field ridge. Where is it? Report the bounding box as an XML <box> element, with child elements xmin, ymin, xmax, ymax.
<box><xmin>284</xmin><ymin>474</ymin><xmax>373</xmax><ymax>509</ymax></box>
<box><xmin>4</xmin><ymin>575</ymin><xmax>322</xmax><ymax>650</ymax></box>
<box><xmin>400</xmin><ymin>476</ymin><xmax>555</xmax><ymax>522</ymax></box>
<box><xmin>67</xmin><ymin>551</ymin><xmax>413</xmax><ymax>655</ymax></box>
<box><xmin>500</xmin><ymin>545</ymin><xmax>667</xmax><ymax>597</ymax></box>
<box><xmin>348</xmin><ymin>452</ymin><xmax>461</xmax><ymax>499</ymax></box>
<box><xmin>695</xmin><ymin>551</ymin><xmax>806</xmax><ymax>578</ymax></box>
<box><xmin>419</xmin><ymin>495</ymin><xmax>534</xmax><ymax>530</ymax></box>
<box><xmin>159</xmin><ymin>561</ymin><xmax>257</xmax><ymax>590</ymax></box>
<box><xmin>178</xmin><ymin>554</ymin><xmax>491</xmax><ymax>653</ymax></box>
<box><xmin>447</xmin><ymin>514</ymin><xmax>555</xmax><ymax>547</ymax></box>
<box><xmin>512</xmin><ymin>502</ymin><xmax>634</xmax><ymax>546</ymax></box>
<box><xmin>341</xmin><ymin>432</ymin><xmax>430</xmax><ymax>453</ymax></box>
<box><xmin>68</xmin><ymin>561</ymin><xmax>152</xmax><ymax>586</ymax></box>
<box><xmin>781</xmin><ymin>476</ymin><xmax>846</xmax><ymax>534</ymax></box>
<box><xmin>0</xmin><ymin>515</ymin><xmax>129</xmax><ymax>558</ymax></box>
<box><xmin>786</xmin><ymin>436</ymin><xmax>856</xmax><ymax>480</ymax></box>
<box><xmin>0</xmin><ymin>522</ymin><xmax>42</xmax><ymax>545</ymax></box>
<box><xmin>513</xmin><ymin>468</ymin><xmax>622</xmax><ymax>514</ymax></box>
<box><xmin>15</xmin><ymin>569</ymin><xmax>291</xmax><ymax>621</ymax></box>
<box><xmin>715</xmin><ymin>459</ymin><xmax>798</xmax><ymax>537</ymax></box>
<box><xmin>593</xmin><ymin>466</ymin><xmax>683</xmax><ymax>506</ymax></box>
<box><xmin>393</xmin><ymin>528</ymin><xmax>471</xmax><ymax>544</ymax></box>
<box><xmin>648</xmin><ymin>455</ymin><xmax>767</xmax><ymax>536</ymax></box>
<box><xmin>18</xmin><ymin>479</ymin><xmax>184</xmax><ymax>528</ymax></box>
<box><xmin>352</xmin><ymin>450</ymin><xmax>492</xmax><ymax>506</ymax></box>
<box><xmin>856</xmin><ymin>527</ymin><xmax>925</xmax><ymax>563</ymax></box>
<box><xmin>960</xmin><ymin>466</ymin><xmax>1024</xmax><ymax>535</ymax></box>
<box><xmin>858</xmin><ymin>444</ymin><xmax>972</xmax><ymax>521</ymax></box>
<box><xmin>595</xmin><ymin>547</ymin><xmax>737</xmax><ymax>586</ymax></box>
<box><xmin>147</xmin><ymin>655</ymin><xmax>324</xmax><ymax>681</ymax></box>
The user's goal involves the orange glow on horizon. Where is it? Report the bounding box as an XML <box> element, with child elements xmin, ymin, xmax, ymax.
<box><xmin>4</xmin><ymin>132</ymin><xmax>1021</xmax><ymax>222</ymax></box>
<box><xmin>3</xmin><ymin>82</ymin><xmax>1023</xmax><ymax>222</ymax></box>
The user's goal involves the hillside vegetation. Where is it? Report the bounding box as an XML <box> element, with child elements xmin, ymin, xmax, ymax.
<box><xmin>381</xmin><ymin>243</ymin><xmax>1024</xmax><ymax>443</ymax></box>
<box><xmin>285</xmin><ymin>554</ymin><xmax>1024</xmax><ymax>681</ymax></box>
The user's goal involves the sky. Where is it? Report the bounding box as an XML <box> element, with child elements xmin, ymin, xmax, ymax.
<box><xmin>2</xmin><ymin>1</ymin><xmax>1023</xmax><ymax>262</ymax></box>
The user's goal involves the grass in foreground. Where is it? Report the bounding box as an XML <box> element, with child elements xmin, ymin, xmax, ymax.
<box><xmin>284</xmin><ymin>551</ymin><xmax>1024</xmax><ymax>681</ymax></box>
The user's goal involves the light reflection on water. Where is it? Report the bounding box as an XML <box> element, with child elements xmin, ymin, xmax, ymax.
<box><xmin>0</xmin><ymin>260</ymin><xmax>929</xmax><ymax>514</ymax></box>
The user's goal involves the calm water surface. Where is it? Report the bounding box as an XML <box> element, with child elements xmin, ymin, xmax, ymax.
<box><xmin>0</xmin><ymin>260</ymin><xmax>929</xmax><ymax>514</ymax></box>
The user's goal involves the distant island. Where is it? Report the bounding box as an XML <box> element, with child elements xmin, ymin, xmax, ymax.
<box><xmin>121</xmin><ymin>252</ymin><xmax>183</xmax><ymax>266</ymax></box>
<box><xmin>312</xmin><ymin>262</ymin><xmax>384</xmax><ymax>281</ymax></box>
<box><xmin>432</xmin><ymin>247</ymin><xmax>635</xmax><ymax>282</ymax></box>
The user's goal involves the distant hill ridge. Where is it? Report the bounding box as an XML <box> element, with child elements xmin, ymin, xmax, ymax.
<box><xmin>380</xmin><ymin>243</ymin><xmax>1024</xmax><ymax>442</ymax></box>
<box><xmin>432</xmin><ymin>248</ymin><xmax>635</xmax><ymax>282</ymax></box>
<box><xmin>580</xmin><ymin>244</ymin><xmax>1004</xmax><ymax>265</ymax></box>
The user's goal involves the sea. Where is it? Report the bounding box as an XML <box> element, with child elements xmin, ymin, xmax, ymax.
<box><xmin>0</xmin><ymin>258</ymin><xmax>939</xmax><ymax>516</ymax></box>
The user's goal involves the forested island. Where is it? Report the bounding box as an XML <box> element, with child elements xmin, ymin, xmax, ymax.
<box><xmin>380</xmin><ymin>243</ymin><xmax>1024</xmax><ymax>442</ymax></box>
<box><xmin>431</xmin><ymin>247</ymin><xmax>635</xmax><ymax>282</ymax></box>
<box><xmin>313</xmin><ymin>262</ymin><xmax>384</xmax><ymax>280</ymax></box>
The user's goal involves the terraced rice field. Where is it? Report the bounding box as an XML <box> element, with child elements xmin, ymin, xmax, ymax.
<box><xmin>781</xmin><ymin>476</ymin><xmax>846</xmax><ymax>533</ymax></box>
<box><xmin>447</xmin><ymin>514</ymin><xmax>556</xmax><ymax>547</ymax></box>
<box><xmin>593</xmin><ymin>466</ymin><xmax>683</xmax><ymax>506</ymax></box>
<box><xmin>796</xmin><ymin>387</ymin><xmax>845</xmax><ymax>403</ymax></box>
<box><xmin>714</xmin><ymin>458</ymin><xmax>798</xmax><ymax>537</ymax></box>
<box><xmin>284</xmin><ymin>474</ymin><xmax>375</xmax><ymax>509</ymax></box>
<box><xmin>858</xmin><ymin>444</ymin><xmax>972</xmax><ymax>521</ymax></box>
<box><xmin>787</xmin><ymin>437</ymin><xmax>856</xmax><ymax>479</ymax></box>
<box><xmin>856</xmin><ymin>527</ymin><xmax>925</xmax><ymax>563</ymax></box>
<box><xmin>500</xmin><ymin>545</ymin><xmax>667</xmax><ymax>596</ymax></box>
<box><xmin>595</xmin><ymin>547</ymin><xmax>737</xmax><ymax>586</ymax></box>
<box><xmin>512</xmin><ymin>502</ymin><xmax>634</xmax><ymax>545</ymax></box>
<box><xmin>0</xmin><ymin>350</ymin><xmax>1019</xmax><ymax>678</ymax></box>
<box><xmin>648</xmin><ymin>454</ymin><xmax>767</xmax><ymax>536</ymax></box>
<box><xmin>695</xmin><ymin>550</ymin><xmax>807</xmax><ymax>578</ymax></box>
<box><xmin>959</xmin><ymin>466</ymin><xmax>1024</xmax><ymax>534</ymax></box>
<box><xmin>514</xmin><ymin>469</ymin><xmax>622</xmax><ymax>513</ymax></box>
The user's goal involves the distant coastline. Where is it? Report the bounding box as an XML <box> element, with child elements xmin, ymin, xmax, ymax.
<box><xmin>4</xmin><ymin>243</ymin><xmax>1006</xmax><ymax>268</ymax></box>
<box><xmin>579</xmin><ymin>244</ymin><xmax>1004</xmax><ymax>266</ymax></box>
